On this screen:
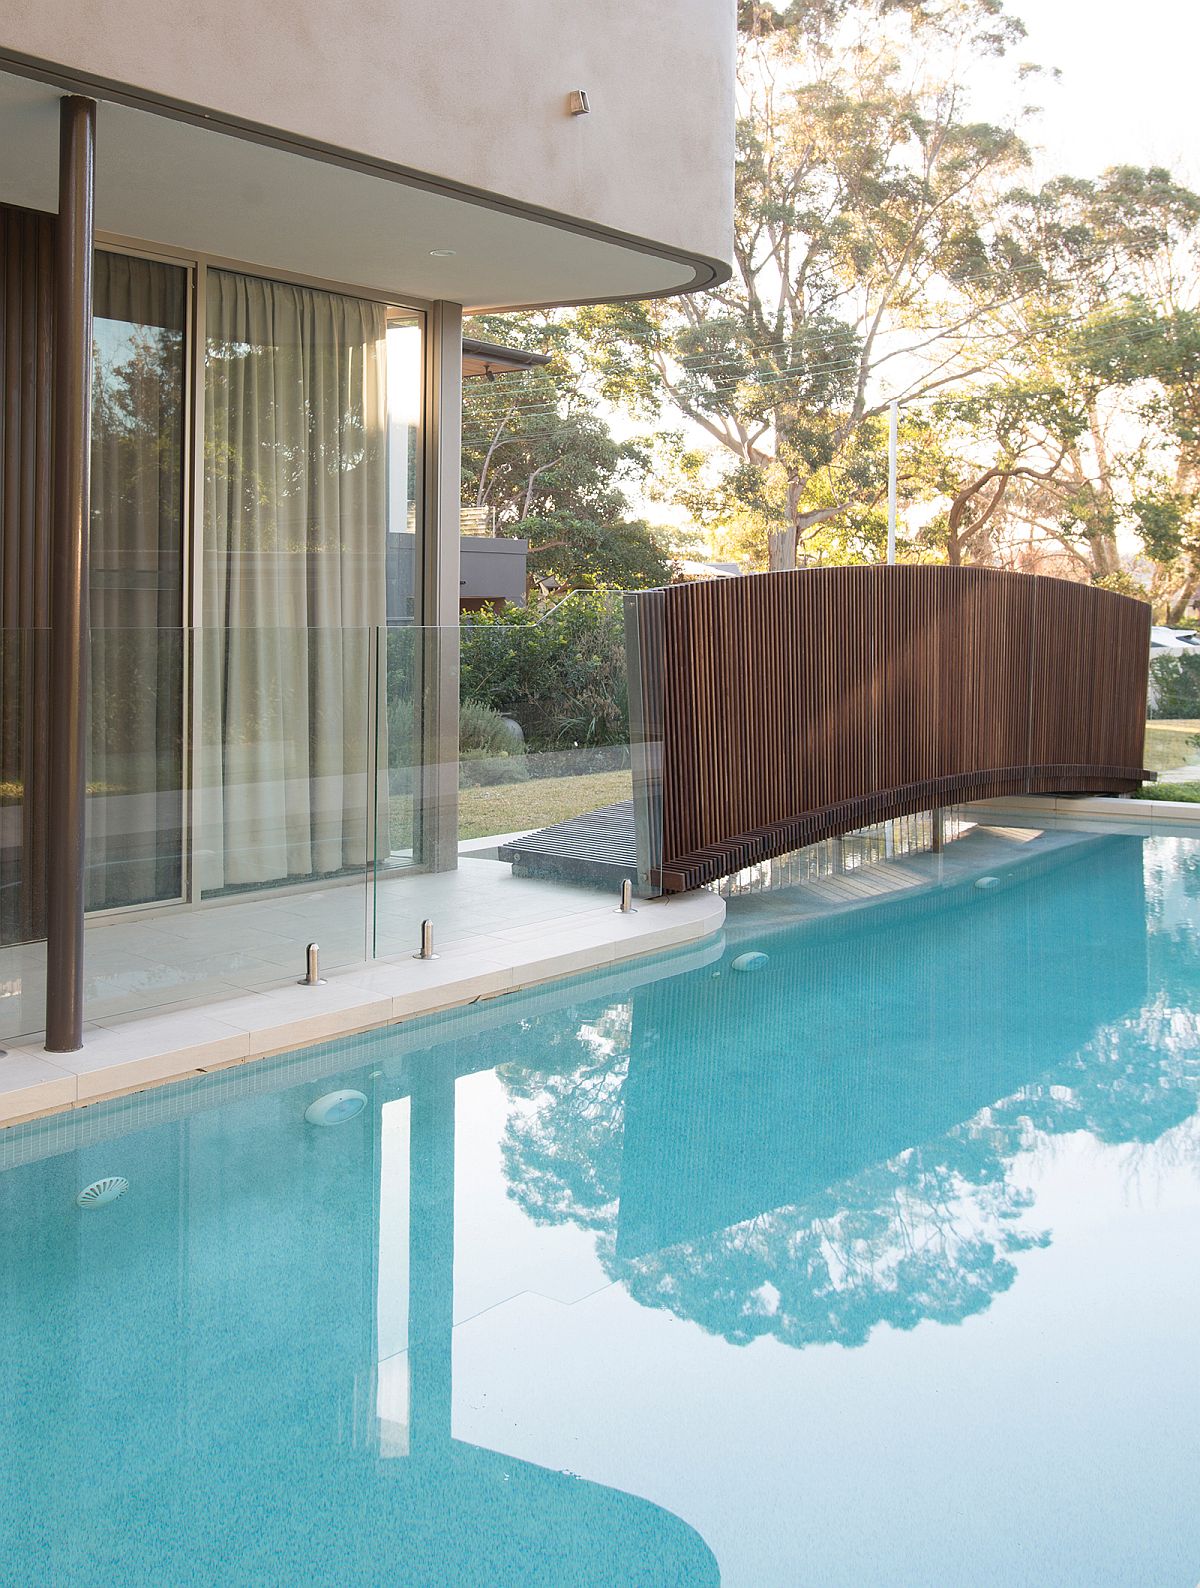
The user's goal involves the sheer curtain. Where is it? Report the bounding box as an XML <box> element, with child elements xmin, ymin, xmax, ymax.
<box><xmin>88</xmin><ymin>251</ymin><xmax>186</xmax><ymax>910</ymax></box>
<box><xmin>200</xmin><ymin>270</ymin><xmax>388</xmax><ymax>893</ymax></box>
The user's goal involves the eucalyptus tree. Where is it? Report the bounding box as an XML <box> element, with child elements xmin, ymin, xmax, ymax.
<box><xmin>576</xmin><ymin>0</ymin><xmax>1048</xmax><ymax>570</ymax></box>
<box><xmin>461</xmin><ymin>312</ymin><xmax>674</xmax><ymax>589</ymax></box>
<box><xmin>926</xmin><ymin>167</ymin><xmax>1200</xmax><ymax>591</ymax></box>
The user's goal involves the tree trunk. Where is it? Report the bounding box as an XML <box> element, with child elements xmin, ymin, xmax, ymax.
<box><xmin>1166</xmin><ymin>589</ymin><xmax>1192</xmax><ymax>625</ymax></box>
<box><xmin>1084</xmin><ymin>527</ymin><xmax>1120</xmax><ymax>579</ymax></box>
<box><xmin>1163</xmin><ymin>562</ymin><xmax>1200</xmax><ymax>626</ymax></box>
<box><xmin>768</xmin><ymin>529</ymin><xmax>796</xmax><ymax>571</ymax></box>
<box><xmin>768</xmin><ymin>476</ymin><xmax>802</xmax><ymax>571</ymax></box>
<box><xmin>946</xmin><ymin>522</ymin><xmax>962</xmax><ymax>567</ymax></box>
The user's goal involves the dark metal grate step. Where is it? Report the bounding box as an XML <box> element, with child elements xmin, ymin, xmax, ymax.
<box><xmin>497</xmin><ymin>800</ymin><xmax>639</xmax><ymax>887</ymax></box>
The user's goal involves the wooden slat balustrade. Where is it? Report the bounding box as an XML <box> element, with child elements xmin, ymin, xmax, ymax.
<box><xmin>624</xmin><ymin>567</ymin><xmax>1152</xmax><ymax>893</ymax></box>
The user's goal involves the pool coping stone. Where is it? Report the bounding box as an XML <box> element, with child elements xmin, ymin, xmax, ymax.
<box><xmin>0</xmin><ymin>890</ymin><xmax>725</xmax><ymax>1128</ymax></box>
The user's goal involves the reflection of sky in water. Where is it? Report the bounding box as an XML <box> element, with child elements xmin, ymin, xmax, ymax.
<box><xmin>454</xmin><ymin>1073</ymin><xmax>1200</xmax><ymax>1587</ymax></box>
<box><xmin>454</xmin><ymin>833</ymin><xmax>1200</xmax><ymax>1584</ymax></box>
<box><xmin>3</xmin><ymin>831</ymin><xmax>1200</xmax><ymax>1586</ymax></box>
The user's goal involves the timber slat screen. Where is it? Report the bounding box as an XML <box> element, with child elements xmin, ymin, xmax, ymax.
<box><xmin>625</xmin><ymin>567</ymin><xmax>1152</xmax><ymax>893</ymax></box>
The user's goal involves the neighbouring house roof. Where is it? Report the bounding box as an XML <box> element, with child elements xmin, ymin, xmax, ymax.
<box><xmin>677</xmin><ymin>558</ymin><xmax>741</xmax><ymax>580</ymax></box>
<box><xmin>462</xmin><ymin>338</ymin><xmax>552</xmax><ymax>379</ymax></box>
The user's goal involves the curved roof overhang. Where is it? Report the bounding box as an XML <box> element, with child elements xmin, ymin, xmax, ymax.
<box><xmin>0</xmin><ymin>59</ymin><xmax>730</xmax><ymax>311</ymax></box>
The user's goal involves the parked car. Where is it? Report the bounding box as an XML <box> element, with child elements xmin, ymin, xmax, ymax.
<box><xmin>1150</xmin><ymin>626</ymin><xmax>1200</xmax><ymax>655</ymax></box>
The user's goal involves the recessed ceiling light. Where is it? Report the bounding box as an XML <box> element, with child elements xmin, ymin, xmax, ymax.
<box><xmin>429</xmin><ymin>249</ymin><xmax>456</xmax><ymax>258</ymax></box>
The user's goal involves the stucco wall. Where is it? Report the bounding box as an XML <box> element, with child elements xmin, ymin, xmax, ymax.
<box><xmin>0</xmin><ymin>0</ymin><xmax>734</xmax><ymax>271</ymax></box>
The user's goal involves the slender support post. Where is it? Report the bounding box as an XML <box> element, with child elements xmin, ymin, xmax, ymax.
<box><xmin>932</xmin><ymin>806</ymin><xmax>944</xmax><ymax>853</ymax></box>
<box><xmin>624</xmin><ymin>588</ymin><xmax>665</xmax><ymax>897</ymax></box>
<box><xmin>886</xmin><ymin>398</ymin><xmax>898</xmax><ymax>566</ymax></box>
<box><xmin>45</xmin><ymin>97</ymin><xmax>95</xmax><ymax>1053</ymax></box>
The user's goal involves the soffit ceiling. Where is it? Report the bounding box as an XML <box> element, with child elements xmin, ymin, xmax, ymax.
<box><xmin>0</xmin><ymin>69</ymin><xmax>704</xmax><ymax>310</ymax></box>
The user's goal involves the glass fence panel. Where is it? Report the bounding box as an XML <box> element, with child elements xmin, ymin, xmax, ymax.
<box><xmin>1147</xmin><ymin>651</ymin><xmax>1200</xmax><ymax>786</ymax></box>
<box><xmin>6</xmin><ymin>607</ymin><xmax>665</xmax><ymax>1036</ymax></box>
<box><xmin>0</xmin><ymin>629</ymin><xmax>49</xmax><ymax>1041</ymax></box>
<box><xmin>372</xmin><ymin>598</ymin><xmax>664</xmax><ymax>960</ymax></box>
<box><xmin>87</xmin><ymin>625</ymin><xmax>186</xmax><ymax>913</ymax></box>
<box><xmin>78</xmin><ymin>628</ymin><xmax>375</xmax><ymax>1027</ymax></box>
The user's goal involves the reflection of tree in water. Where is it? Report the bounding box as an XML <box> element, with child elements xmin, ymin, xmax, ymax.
<box><xmin>620</xmin><ymin>1123</ymin><xmax>1051</xmax><ymax>1349</ymax></box>
<box><xmin>496</xmin><ymin>983</ymin><xmax>1200</xmax><ymax>1352</ymax></box>
<box><xmin>992</xmin><ymin>1014</ymin><xmax>1200</xmax><ymax>1149</ymax></box>
<box><xmin>1145</xmin><ymin>834</ymin><xmax>1200</xmax><ymax>906</ymax></box>
<box><xmin>502</xmin><ymin>1025</ymin><xmax>1046</xmax><ymax>1348</ymax></box>
<box><xmin>501</xmin><ymin>1006</ymin><xmax>631</xmax><ymax>1234</ymax></box>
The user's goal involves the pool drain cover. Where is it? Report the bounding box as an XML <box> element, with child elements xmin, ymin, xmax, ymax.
<box><xmin>76</xmin><ymin>1176</ymin><xmax>129</xmax><ymax>1209</ymax></box>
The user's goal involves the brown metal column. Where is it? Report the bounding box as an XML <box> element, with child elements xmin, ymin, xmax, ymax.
<box><xmin>45</xmin><ymin>97</ymin><xmax>95</xmax><ymax>1053</ymax></box>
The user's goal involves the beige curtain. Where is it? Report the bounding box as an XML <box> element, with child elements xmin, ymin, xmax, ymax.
<box><xmin>88</xmin><ymin>252</ymin><xmax>186</xmax><ymax>910</ymax></box>
<box><xmin>200</xmin><ymin>270</ymin><xmax>387</xmax><ymax>892</ymax></box>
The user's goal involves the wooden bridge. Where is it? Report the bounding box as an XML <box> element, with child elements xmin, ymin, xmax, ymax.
<box><xmin>502</xmin><ymin>567</ymin><xmax>1154</xmax><ymax>894</ymax></box>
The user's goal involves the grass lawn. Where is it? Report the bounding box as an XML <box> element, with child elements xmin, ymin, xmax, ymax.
<box><xmin>390</xmin><ymin>767</ymin><xmax>633</xmax><ymax>847</ymax></box>
<box><xmin>1144</xmin><ymin>720</ymin><xmax>1200</xmax><ymax>774</ymax></box>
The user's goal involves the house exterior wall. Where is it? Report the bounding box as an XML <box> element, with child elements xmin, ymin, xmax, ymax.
<box><xmin>459</xmin><ymin>537</ymin><xmax>529</xmax><ymax>610</ymax></box>
<box><xmin>0</xmin><ymin>0</ymin><xmax>735</xmax><ymax>275</ymax></box>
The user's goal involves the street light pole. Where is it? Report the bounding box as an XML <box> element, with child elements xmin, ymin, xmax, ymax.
<box><xmin>887</xmin><ymin>398</ymin><xmax>898</xmax><ymax>566</ymax></box>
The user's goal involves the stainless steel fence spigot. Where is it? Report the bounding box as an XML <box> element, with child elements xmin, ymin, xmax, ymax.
<box><xmin>299</xmin><ymin>942</ymin><xmax>326</xmax><ymax>985</ymax></box>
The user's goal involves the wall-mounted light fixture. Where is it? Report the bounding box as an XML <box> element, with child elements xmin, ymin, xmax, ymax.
<box><xmin>568</xmin><ymin>90</ymin><xmax>591</xmax><ymax>116</ymax></box>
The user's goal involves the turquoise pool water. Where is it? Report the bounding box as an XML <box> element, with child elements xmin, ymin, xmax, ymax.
<box><xmin>3</xmin><ymin>829</ymin><xmax>1200</xmax><ymax>1585</ymax></box>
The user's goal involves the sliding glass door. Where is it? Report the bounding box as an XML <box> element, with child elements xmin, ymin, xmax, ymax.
<box><xmin>198</xmin><ymin>270</ymin><xmax>422</xmax><ymax>899</ymax></box>
<box><xmin>82</xmin><ymin>254</ymin><xmax>424</xmax><ymax>920</ymax></box>
<box><xmin>87</xmin><ymin>251</ymin><xmax>188</xmax><ymax>911</ymax></box>
<box><xmin>3</xmin><ymin>221</ymin><xmax>435</xmax><ymax>1005</ymax></box>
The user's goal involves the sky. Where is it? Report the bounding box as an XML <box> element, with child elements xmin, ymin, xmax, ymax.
<box><xmin>981</xmin><ymin>0</ymin><xmax>1200</xmax><ymax>187</ymax></box>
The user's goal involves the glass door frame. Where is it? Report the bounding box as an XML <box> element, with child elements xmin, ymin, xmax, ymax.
<box><xmin>88</xmin><ymin>230</ymin><xmax>433</xmax><ymax>926</ymax></box>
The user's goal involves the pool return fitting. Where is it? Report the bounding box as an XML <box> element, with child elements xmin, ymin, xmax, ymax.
<box><xmin>298</xmin><ymin>942</ymin><xmax>327</xmax><ymax>986</ymax></box>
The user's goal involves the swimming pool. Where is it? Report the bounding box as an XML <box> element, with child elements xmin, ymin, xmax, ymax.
<box><xmin>2</xmin><ymin>826</ymin><xmax>1199</xmax><ymax>1585</ymax></box>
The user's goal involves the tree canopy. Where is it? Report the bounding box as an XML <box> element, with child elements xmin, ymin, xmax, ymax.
<box><xmin>462</xmin><ymin>0</ymin><xmax>1200</xmax><ymax>619</ymax></box>
<box><xmin>461</xmin><ymin>314</ymin><xmax>676</xmax><ymax>591</ymax></box>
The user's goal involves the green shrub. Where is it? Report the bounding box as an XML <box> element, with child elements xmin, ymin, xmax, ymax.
<box><xmin>459</xmin><ymin>696</ymin><xmax>519</xmax><ymax>757</ymax></box>
<box><xmin>384</xmin><ymin>680</ymin><xmax>527</xmax><ymax>785</ymax></box>
<box><xmin>1133</xmin><ymin>781</ymin><xmax>1200</xmax><ymax>802</ymax></box>
<box><xmin>458</xmin><ymin>698</ymin><xmax>528</xmax><ymax>786</ymax></box>
<box><xmin>1149</xmin><ymin>653</ymin><xmax>1200</xmax><ymax>718</ymax></box>
<box><xmin>383</xmin><ymin>593</ymin><xmax>630</xmax><ymax>773</ymax></box>
<box><xmin>459</xmin><ymin>591</ymin><xmax>629</xmax><ymax>750</ymax></box>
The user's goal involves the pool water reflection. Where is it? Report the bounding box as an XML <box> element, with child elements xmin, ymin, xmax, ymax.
<box><xmin>2</xmin><ymin>830</ymin><xmax>1199</xmax><ymax>1584</ymax></box>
